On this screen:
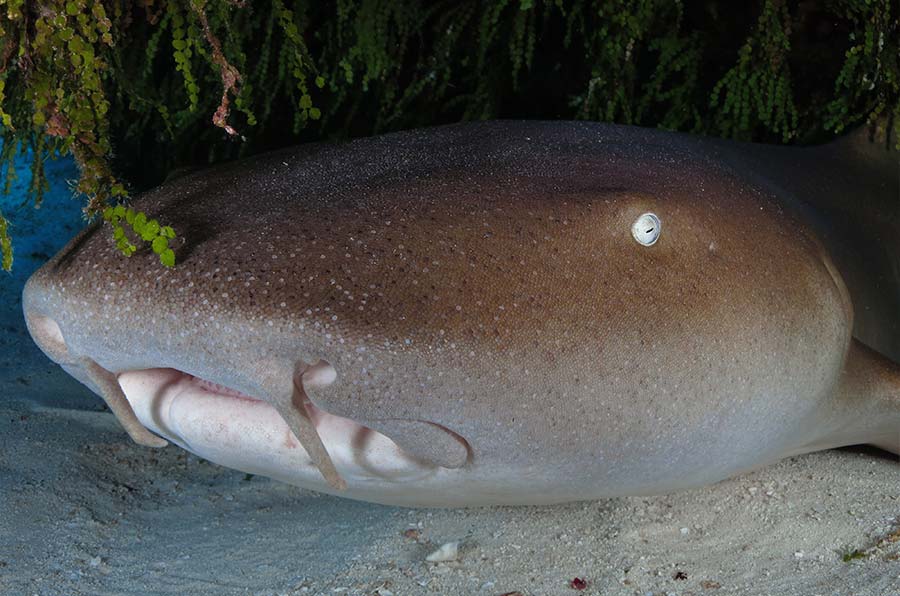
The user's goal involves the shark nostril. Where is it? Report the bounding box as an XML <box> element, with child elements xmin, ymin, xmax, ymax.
<box><xmin>303</xmin><ymin>359</ymin><xmax>337</xmax><ymax>388</ymax></box>
<box><xmin>296</xmin><ymin>359</ymin><xmax>472</xmax><ymax>470</ymax></box>
<box><xmin>24</xmin><ymin>312</ymin><xmax>70</xmax><ymax>364</ymax></box>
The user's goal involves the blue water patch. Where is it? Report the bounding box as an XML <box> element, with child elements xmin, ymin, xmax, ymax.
<box><xmin>1</xmin><ymin>143</ymin><xmax>97</xmax><ymax>408</ymax></box>
<box><xmin>1</xmin><ymin>144</ymin><xmax>86</xmax><ymax>283</ymax></box>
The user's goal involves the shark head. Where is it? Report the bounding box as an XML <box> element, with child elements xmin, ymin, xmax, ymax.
<box><xmin>23</xmin><ymin>121</ymin><xmax>861</xmax><ymax>506</ymax></box>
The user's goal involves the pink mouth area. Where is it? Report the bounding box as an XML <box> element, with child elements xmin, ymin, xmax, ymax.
<box><xmin>116</xmin><ymin>368</ymin><xmax>438</xmax><ymax>488</ymax></box>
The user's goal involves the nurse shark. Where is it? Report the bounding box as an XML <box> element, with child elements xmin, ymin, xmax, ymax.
<box><xmin>22</xmin><ymin>121</ymin><xmax>900</xmax><ymax>506</ymax></box>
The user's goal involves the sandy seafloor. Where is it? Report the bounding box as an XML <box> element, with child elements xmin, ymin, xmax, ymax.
<box><xmin>1</xmin><ymin>150</ymin><xmax>899</xmax><ymax>596</ymax></box>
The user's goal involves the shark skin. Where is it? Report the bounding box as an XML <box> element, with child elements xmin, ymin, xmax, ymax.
<box><xmin>22</xmin><ymin>121</ymin><xmax>900</xmax><ymax>507</ymax></box>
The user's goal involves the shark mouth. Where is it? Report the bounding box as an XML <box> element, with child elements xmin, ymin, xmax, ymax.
<box><xmin>113</xmin><ymin>366</ymin><xmax>447</xmax><ymax>490</ymax></box>
<box><xmin>25</xmin><ymin>313</ymin><xmax>470</xmax><ymax>491</ymax></box>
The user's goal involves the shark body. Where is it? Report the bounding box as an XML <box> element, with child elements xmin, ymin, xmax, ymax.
<box><xmin>23</xmin><ymin>121</ymin><xmax>900</xmax><ymax>506</ymax></box>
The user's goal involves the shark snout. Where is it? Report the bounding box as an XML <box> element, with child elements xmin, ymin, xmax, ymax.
<box><xmin>23</xmin><ymin>270</ymin><xmax>83</xmax><ymax>367</ymax></box>
<box><xmin>22</xmin><ymin>272</ymin><xmax>169</xmax><ymax>449</ymax></box>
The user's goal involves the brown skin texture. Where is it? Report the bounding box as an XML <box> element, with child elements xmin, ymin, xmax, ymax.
<box><xmin>22</xmin><ymin>122</ymin><xmax>896</xmax><ymax>499</ymax></box>
<box><xmin>715</xmin><ymin>124</ymin><xmax>900</xmax><ymax>362</ymax></box>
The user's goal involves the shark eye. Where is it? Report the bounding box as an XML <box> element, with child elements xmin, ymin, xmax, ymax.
<box><xmin>631</xmin><ymin>212</ymin><xmax>661</xmax><ymax>246</ymax></box>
